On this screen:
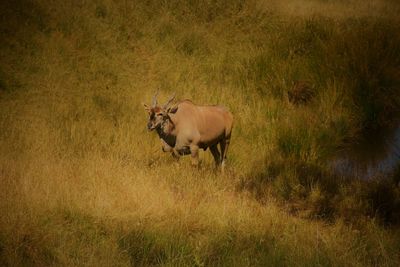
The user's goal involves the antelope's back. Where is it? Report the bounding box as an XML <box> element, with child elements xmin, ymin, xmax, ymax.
<box><xmin>173</xmin><ymin>100</ymin><xmax>233</xmax><ymax>140</ymax></box>
<box><xmin>196</xmin><ymin>105</ymin><xmax>233</xmax><ymax>140</ymax></box>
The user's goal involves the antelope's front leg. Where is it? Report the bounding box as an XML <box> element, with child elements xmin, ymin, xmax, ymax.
<box><xmin>171</xmin><ymin>148</ymin><xmax>181</xmax><ymax>159</ymax></box>
<box><xmin>190</xmin><ymin>144</ymin><xmax>199</xmax><ymax>166</ymax></box>
<box><xmin>160</xmin><ymin>139</ymin><xmax>179</xmax><ymax>160</ymax></box>
<box><xmin>161</xmin><ymin>139</ymin><xmax>172</xmax><ymax>153</ymax></box>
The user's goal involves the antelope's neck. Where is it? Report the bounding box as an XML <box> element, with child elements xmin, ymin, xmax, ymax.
<box><xmin>156</xmin><ymin>122</ymin><xmax>176</xmax><ymax>147</ymax></box>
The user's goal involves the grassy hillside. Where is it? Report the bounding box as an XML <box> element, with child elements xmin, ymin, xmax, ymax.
<box><xmin>1</xmin><ymin>0</ymin><xmax>400</xmax><ymax>266</ymax></box>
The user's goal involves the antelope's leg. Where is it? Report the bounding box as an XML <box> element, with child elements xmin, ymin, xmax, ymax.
<box><xmin>160</xmin><ymin>139</ymin><xmax>179</xmax><ymax>160</ymax></box>
<box><xmin>220</xmin><ymin>136</ymin><xmax>231</xmax><ymax>171</ymax></box>
<box><xmin>190</xmin><ymin>144</ymin><xmax>199</xmax><ymax>166</ymax></box>
<box><xmin>171</xmin><ymin>149</ymin><xmax>180</xmax><ymax>159</ymax></box>
<box><xmin>209</xmin><ymin>144</ymin><xmax>221</xmax><ymax>166</ymax></box>
<box><xmin>161</xmin><ymin>139</ymin><xmax>172</xmax><ymax>152</ymax></box>
<box><xmin>173</xmin><ymin>136</ymin><xmax>190</xmax><ymax>160</ymax></box>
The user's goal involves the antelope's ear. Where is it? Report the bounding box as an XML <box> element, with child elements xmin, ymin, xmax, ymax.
<box><xmin>143</xmin><ymin>103</ymin><xmax>150</xmax><ymax>112</ymax></box>
<box><xmin>167</xmin><ymin>104</ymin><xmax>178</xmax><ymax>114</ymax></box>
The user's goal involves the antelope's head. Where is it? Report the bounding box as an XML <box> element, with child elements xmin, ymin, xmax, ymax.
<box><xmin>143</xmin><ymin>91</ymin><xmax>176</xmax><ymax>131</ymax></box>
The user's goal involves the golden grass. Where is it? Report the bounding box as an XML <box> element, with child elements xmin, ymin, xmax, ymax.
<box><xmin>267</xmin><ymin>0</ymin><xmax>400</xmax><ymax>19</ymax></box>
<box><xmin>1</xmin><ymin>0</ymin><xmax>400</xmax><ymax>266</ymax></box>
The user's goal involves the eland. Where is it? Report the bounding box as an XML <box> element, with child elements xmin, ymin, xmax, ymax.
<box><xmin>143</xmin><ymin>92</ymin><xmax>233</xmax><ymax>170</ymax></box>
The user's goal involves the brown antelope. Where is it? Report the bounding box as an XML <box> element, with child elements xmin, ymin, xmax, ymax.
<box><xmin>143</xmin><ymin>92</ymin><xmax>233</xmax><ymax>170</ymax></box>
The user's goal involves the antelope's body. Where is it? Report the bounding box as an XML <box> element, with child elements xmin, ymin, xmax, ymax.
<box><xmin>144</xmin><ymin>94</ymin><xmax>233</xmax><ymax>170</ymax></box>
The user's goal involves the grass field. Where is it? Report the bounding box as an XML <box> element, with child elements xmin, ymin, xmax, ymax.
<box><xmin>1</xmin><ymin>0</ymin><xmax>400</xmax><ymax>266</ymax></box>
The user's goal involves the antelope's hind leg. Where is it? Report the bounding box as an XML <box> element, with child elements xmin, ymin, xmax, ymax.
<box><xmin>210</xmin><ymin>144</ymin><xmax>221</xmax><ymax>167</ymax></box>
<box><xmin>219</xmin><ymin>137</ymin><xmax>231</xmax><ymax>171</ymax></box>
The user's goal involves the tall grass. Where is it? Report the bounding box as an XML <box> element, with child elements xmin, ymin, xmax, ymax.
<box><xmin>1</xmin><ymin>0</ymin><xmax>400</xmax><ymax>266</ymax></box>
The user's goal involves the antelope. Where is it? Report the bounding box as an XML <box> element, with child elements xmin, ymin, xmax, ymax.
<box><xmin>143</xmin><ymin>92</ymin><xmax>233</xmax><ymax>170</ymax></box>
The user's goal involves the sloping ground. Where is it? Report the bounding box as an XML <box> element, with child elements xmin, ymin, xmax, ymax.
<box><xmin>1</xmin><ymin>0</ymin><xmax>400</xmax><ymax>266</ymax></box>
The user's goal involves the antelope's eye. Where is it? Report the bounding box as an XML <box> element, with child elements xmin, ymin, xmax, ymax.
<box><xmin>156</xmin><ymin>113</ymin><xmax>162</xmax><ymax>117</ymax></box>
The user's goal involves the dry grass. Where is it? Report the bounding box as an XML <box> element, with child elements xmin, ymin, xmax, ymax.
<box><xmin>267</xmin><ymin>0</ymin><xmax>400</xmax><ymax>19</ymax></box>
<box><xmin>1</xmin><ymin>0</ymin><xmax>400</xmax><ymax>266</ymax></box>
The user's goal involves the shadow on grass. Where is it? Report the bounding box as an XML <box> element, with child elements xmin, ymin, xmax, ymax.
<box><xmin>240</xmin><ymin>158</ymin><xmax>400</xmax><ymax>226</ymax></box>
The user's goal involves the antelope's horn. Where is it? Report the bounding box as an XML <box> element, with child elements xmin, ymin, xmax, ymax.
<box><xmin>152</xmin><ymin>90</ymin><xmax>159</xmax><ymax>107</ymax></box>
<box><xmin>163</xmin><ymin>93</ymin><xmax>176</xmax><ymax>109</ymax></box>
